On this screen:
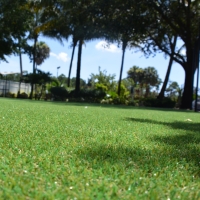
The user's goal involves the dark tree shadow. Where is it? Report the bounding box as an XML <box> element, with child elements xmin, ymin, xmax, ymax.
<box><xmin>75</xmin><ymin>142</ymin><xmax>200</xmax><ymax>177</ymax></box>
<box><xmin>124</xmin><ymin>117</ymin><xmax>200</xmax><ymax>133</ymax></box>
<box><xmin>6</xmin><ymin>98</ymin><xmax>197</xmax><ymax>113</ymax></box>
<box><xmin>75</xmin><ymin>118</ymin><xmax>200</xmax><ymax>177</ymax></box>
<box><xmin>42</xmin><ymin>101</ymin><xmax>197</xmax><ymax>113</ymax></box>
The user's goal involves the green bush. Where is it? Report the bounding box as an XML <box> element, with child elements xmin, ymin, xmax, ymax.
<box><xmin>50</xmin><ymin>87</ymin><xmax>69</xmax><ymax>101</ymax></box>
<box><xmin>68</xmin><ymin>88</ymin><xmax>106</xmax><ymax>102</ymax></box>
<box><xmin>95</xmin><ymin>83</ymin><xmax>108</xmax><ymax>91</ymax></box>
<box><xmin>6</xmin><ymin>92</ymin><xmax>16</xmax><ymax>98</ymax></box>
<box><xmin>143</xmin><ymin>97</ymin><xmax>176</xmax><ymax>108</ymax></box>
<box><xmin>107</xmin><ymin>91</ymin><xmax>118</xmax><ymax>99</ymax></box>
<box><xmin>18</xmin><ymin>92</ymin><xmax>28</xmax><ymax>99</ymax></box>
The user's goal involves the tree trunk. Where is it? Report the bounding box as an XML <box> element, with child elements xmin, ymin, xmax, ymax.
<box><xmin>75</xmin><ymin>39</ymin><xmax>83</xmax><ymax>95</ymax></box>
<box><xmin>181</xmin><ymin>39</ymin><xmax>200</xmax><ymax>109</ymax></box>
<box><xmin>18</xmin><ymin>46</ymin><xmax>23</xmax><ymax>97</ymax></box>
<box><xmin>157</xmin><ymin>36</ymin><xmax>177</xmax><ymax>99</ymax></box>
<box><xmin>194</xmin><ymin>36</ymin><xmax>200</xmax><ymax>111</ymax></box>
<box><xmin>30</xmin><ymin>36</ymin><xmax>37</xmax><ymax>99</ymax></box>
<box><xmin>118</xmin><ymin>41</ymin><xmax>127</xmax><ymax>96</ymax></box>
<box><xmin>67</xmin><ymin>39</ymin><xmax>77</xmax><ymax>87</ymax></box>
<box><xmin>145</xmin><ymin>85</ymin><xmax>150</xmax><ymax>98</ymax></box>
<box><xmin>181</xmin><ymin>66</ymin><xmax>194</xmax><ymax>109</ymax></box>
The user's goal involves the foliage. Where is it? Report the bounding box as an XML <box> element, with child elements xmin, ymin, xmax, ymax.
<box><xmin>166</xmin><ymin>81</ymin><xmax>183</xmax><ymax>98</ymax></box>
<box><xmin>0</xmin><ymin>0</ymin><xmax>32</xmax><ymax>61</ymax></box>
<box><xmin>50</xmin><ymin>86</ymin><xmax>69</xmax><ymax>101</ymax></box>
<box><xmin>2</xmin><ymin>74</ymin><xmax>21</xmax><ymax>82</ymax></box>
<box><xmin>5</xmin><ymin>92</ymin><xmax>16</xmax><ymax>98</ymax></box>
<box><xmin>140</xmin><ymin>0</ymin><xmax>200</xmax><ymax>109</ymax></box>
<box><xmin>69</xmin><ymin>88</ymin><xmax>106</xmax><ymax>102</ymax></box>
<box><xmin>24</xmin><ymin>69</ymin><xmax>51</xmax><ymax>85</ymax></box>
<box><xmin>107</xmin><ymin>91</ymin><xmax>118</xmax><ymax>99</ymax></box>
<box><xmin>127</xmin><ymin>66</ymin><xmax>161</xmax><ymax>97</ymax></box>
<box><xmin>143</xmin><ymin>97</ymin><xmax>176</xmax><ymax>108</ymax></box>
<box><xmin>1</xmin><ymin>0</ymin><xmax>198</xmax><ymax>108</ymax></box>
<box><xmin>121</xmin><ymin>78</ymin><xmax>135</xmax><ymax>91</ymax></box>
<box><xmin>89</xmin><ymin>67</ymin><xmax>116</xmax><ymax>91</ymax></box>
<box><xmin>0</xmin><ymin>99</ymin><xmax>200</xmax><ymax>199</ymax></box>
<box><xmin>70</xmin><ymin>77</ymin><xmax>86</xmax><ymax>88</ymax></box>
<box><xmin>95</xmin><ymin>83</ymin><xmax>108</xmax><ymax>92</ymax></box>
<box><xmin>57</xmin><ymin>74</ymin><xmax>69</xmax><ymax>86</ymax></box>
<box><xmin>35</xmin><ymin>41</ymin><xmax>50</xmax><ymax>66</ymax></box>
<box><xmin>17</xmin><ymin>92</ymin><xmax>28</xmax><ymax>99</ymax></box>
<box><xmin>50</xmin><ymin>77</ymin><xmax>60</xmax><ymax>87</ymax></box>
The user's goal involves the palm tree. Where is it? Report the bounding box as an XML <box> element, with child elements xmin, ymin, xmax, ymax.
<box><xmin>35</xmin><ymin>41</ymin><xmax>50</xmax><ymax>67</ymax></box>
<box><xmin>127</xmin><ymin>66</ymin><xmax>145</xmax><ymax>97</ymax></box>
<box><xmin>143</xmin><ymin>67</ymin><xmax>161</xmax><ymax>97</ymax></box>
<box><xmin>27</xmin><ymin>2</ymin><xmax>46</xmax><ymax>99</ymax></box>
<box><xmin>100</xmin><ymin>2</ymin><xmax>146</xmax><ymax>96</ymax></box>
<box><xmin>67</xmin><ymin>36</ymin><xmax>78</xmax><ymax>87</ymax></box>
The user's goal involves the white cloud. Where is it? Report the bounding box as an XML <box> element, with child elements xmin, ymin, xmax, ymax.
<box><xmin>95</xmin><ymin>41</ymin><xmax>120</xmax><ymax>53</ymax></box>
<box><xmin>50</xmin><ymin>52</ymin><xmax>69</xmax><ymax>62</ymax></box>
<box><xmin>180</xmin><ymin>49</ymin><xmax>186</xmax><ymax>56</ymax></box>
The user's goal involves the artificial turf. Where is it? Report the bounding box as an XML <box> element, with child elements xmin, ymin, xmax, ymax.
<box><xmin>0</xmin><ymin>98</ymin><xmax>200</xmax><ymax>199</ymax></box>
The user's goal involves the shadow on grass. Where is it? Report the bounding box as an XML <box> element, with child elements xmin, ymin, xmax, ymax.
<box><xmin>75</xmin><ymin>118</ymin><xmax>200</xmax><ymax>176</ymax></box>
<box><xmin>76</xmin><ymin>142</ymin><xmax>200</xmax><ymax>176</ymax></box>
<box><xmin>124</xmin><ymin>117</ymin><xmax>200</xmax><ymax>133</ymax></box>
<box><xmin>2</xmin><ymin>98</ymin><xmax>197</xmax><ymax>113</ymax></box>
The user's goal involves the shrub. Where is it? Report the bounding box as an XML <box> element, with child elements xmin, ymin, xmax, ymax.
<box><xmin>95</xmin><ymin>83</ymin><xmax>108</xmax><ymax>91</ymax></box>
<box><xmin>143</xmin><ymin>97</ymin><xmax>176</xmax><ymax>108</ymax></box>
<box><xmin>68</xmin><ymin>88</ymin><xmax>106</xmax><ymax>102</ymax></box>
<box><xmin>18</xmin><ymin>92</ymin><xmax>28</xmax><ymax>99</ymax></box>
<box><xmin>107</xmin><ymin>91</ymin><xmax>118</xmax><ymax>99</ymax></box>
<box><xmin>50</xmin><ymin>87</ymin><xmax>69</xmax><ymax>101</ymax></box>
<box><xmin>6</xmin><ymin>92</ymin><xmax>16</xmax><ymax>98</ymax></box>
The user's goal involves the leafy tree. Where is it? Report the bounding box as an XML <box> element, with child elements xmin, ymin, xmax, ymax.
<box><xmin>3</xmin><ymin>73</ymin><xmax>21</xmax><ymax>82</ymax></box>
<box><xmin>140</xmin><ymin>0</ymin><xmax>200</xmax><ymax>108</ymax></box>
<box><xmin>89</xmin><ymin>67</ymin><xmax>116</xmax><ymax>91</ymax></box>
<box><xmin>121</xmin><ymin>78</ymin><xmax>135</xmax><ymax>92</ymax></box>
<box><xmin>24</xmin><ymin>69</ymin><xmax>51</xmax><ymax>86</ymax></box>
<box><xmin>57</xmin><ymin>74</ymin><xmax>69</xmax><ymax>86</ymax></box>
<box><xmin>70</xmin><ymin>77</ymin><xmax>86</xmax><ymax>88</ymax></box>
<box><xmin>24</xmin><ymin>69</ymin><xmax>51</xmax><ymax>99</ymax></box>
<box><xmin>166</xmin><ymin>81</ymin><xmax>183</xmax><ymax>98</ymax></box>
<box><xmin>0</xmin><ymin>0</ymin><xmax>31</xmax><ymax>61</ymax></box>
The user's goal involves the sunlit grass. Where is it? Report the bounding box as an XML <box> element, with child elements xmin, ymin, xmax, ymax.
<box><xmin>0</xmin><ymin>98</ymin><xmax>200</xmax><ymax>199</ymax></box>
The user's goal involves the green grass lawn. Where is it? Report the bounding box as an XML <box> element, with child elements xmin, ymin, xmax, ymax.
<box><xmin>0</xmin><ymin>98</ymin><xmax>200</xmax><ymax>200</ymax></box>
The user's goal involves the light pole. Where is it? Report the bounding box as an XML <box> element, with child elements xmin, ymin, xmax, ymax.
<box><xmin>57</xmin><ymin>66</ymin><xmax>60</xmax><ymax>78</ymax></box>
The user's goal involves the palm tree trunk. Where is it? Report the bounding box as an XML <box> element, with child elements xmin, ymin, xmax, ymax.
<box><xmin>117</xmin><ymin>41</ymin><xmax>127</xmax><ymax>96</ymax></box>
<box><xmin>18</xmin><ymin>46</ymin><xmax>23</xmax><ymax>97</ymax></box>
<box><xmin>157</xmin><ymin>35</ymin><xmax>177</xmax><ymax>99</ymax></box>
<box><xmin>195</xmin><ymin>36</ymin><xmax>200</xmax><ymax>111</ymax></box>
<box><xmin>75</xmin><ymin>39</ymin><xmax>83</xmax><ymax>95</ymax></box>
<box><xmin>68</xmin><ymin>39</ymin><xmax>77</xmax><ymax>87</ymax></box>
<box><xmin>30</xmin><ymin>36</ymin><xmax>37</xmax><ymax>99</ymax></box>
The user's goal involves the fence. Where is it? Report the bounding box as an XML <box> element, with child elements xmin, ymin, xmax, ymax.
<box><xmin>0</xmin><ymin>79</ymin><xmax>31</xmax><ymax>96</ymax></box>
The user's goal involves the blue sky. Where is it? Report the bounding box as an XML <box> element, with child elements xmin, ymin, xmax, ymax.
<box><xmin>1</xmin><ymin>36</ymin><xmax>193</xmax><ymax>88</ymax></box>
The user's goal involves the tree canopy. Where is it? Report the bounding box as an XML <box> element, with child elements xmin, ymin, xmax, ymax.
<box><xmin>1</xmin><ymin>0</ymin><xmax>200</xmax><ymax>107</ymax></box>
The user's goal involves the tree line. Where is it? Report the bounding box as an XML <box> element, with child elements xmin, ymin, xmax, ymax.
<box><xmin>0</xmin><ymin>0</ymin><xmax>199</xmax><ymax>108</ymax></box>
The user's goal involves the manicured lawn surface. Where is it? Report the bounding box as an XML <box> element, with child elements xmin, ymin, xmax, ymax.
<box><xmin>0</xmin><ymin>98</ymin><xmax>200</xmax><ymax>199</ymax></box>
